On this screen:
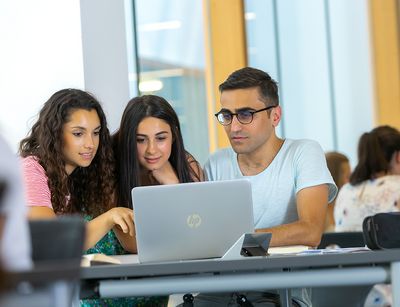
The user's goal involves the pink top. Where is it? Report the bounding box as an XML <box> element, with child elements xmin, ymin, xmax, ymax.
<box><xmin>20</xmin><ymin>156</ymin><xmax>52</xmax><ymax>208</ymax></box>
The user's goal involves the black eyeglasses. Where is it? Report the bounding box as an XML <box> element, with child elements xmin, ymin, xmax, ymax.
<box><xmin>215</xmin><ymin>105</ymin><xmax>277</xmax><ymax>126</ymax></box>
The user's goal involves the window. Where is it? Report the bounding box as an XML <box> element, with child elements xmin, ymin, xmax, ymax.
<box><xmin>244</xmin><ymin>0</ymin><xmax>374</xmax><ymax>165</ymax></box>
<box><xmin>133</xmin><ymin>0</ymin><xmax>209</xmax><ymax>164</ymax></box>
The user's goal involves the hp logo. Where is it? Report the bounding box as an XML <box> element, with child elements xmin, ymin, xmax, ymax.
<box><xmin>186</xmin><ymin>214</ymin><xmax>202</xmax><ymax>228</ymax></box>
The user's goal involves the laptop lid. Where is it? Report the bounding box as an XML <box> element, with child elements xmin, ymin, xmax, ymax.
<box><xmin>132</xmin><ymin>179</ymin><xmax>254</xmax><ymax>263</ymax></box>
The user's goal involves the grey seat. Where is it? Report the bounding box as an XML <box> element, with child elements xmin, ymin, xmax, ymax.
<box><xmin>29</xmin><ymin>216</ymin><xmax>85</xmax><ymax>264</ymax></box>
<box><xmin>1</xmin><ymin>216</ymin><xmax>85</xmax><ymax>307</ymax></box>
<box><xmin>313</xmin><ymin>231</ymin><xmax>369</xmax><ymax>307</ymax></box>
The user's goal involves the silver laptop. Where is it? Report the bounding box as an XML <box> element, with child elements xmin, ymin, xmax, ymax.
<box><xmin>132</xmin><ymin>179</ymin><xmax>254</xmax><ymax>263</ymax></box>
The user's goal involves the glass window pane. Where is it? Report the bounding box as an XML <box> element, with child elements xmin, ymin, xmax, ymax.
<box><xmin>244</xmin><ymin>0</ymin><xmax>374</xmax><ymax>165</ymax></box>
<box><xmin>134</xmin><ymin>0</ymin><xmax>209</xmax><ymax>164</ymax></box>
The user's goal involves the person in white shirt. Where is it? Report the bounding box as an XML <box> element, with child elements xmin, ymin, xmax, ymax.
<box><xmin>0</xmin><ymin>135</ymin><xmax>32</xmax><ymax>271</ymax></box>
<box><xmin>201</xmin><ymin>67</ymin><xmax>337</xmax><ymax>307</ymax></box>
<box><xmin>205</xmin><ymin>67</ymin><xmax>337</xmax><ymax>247</ymax></box>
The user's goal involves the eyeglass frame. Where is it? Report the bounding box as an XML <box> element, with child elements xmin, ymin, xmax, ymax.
<box><xmin>214</xmin><ymin>105</ymin><xmax>277</xmax><ymax>126</ymax></box>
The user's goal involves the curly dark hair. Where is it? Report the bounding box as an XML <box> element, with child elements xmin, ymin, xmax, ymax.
<box><xmin>19</xmin><ymin>89</ymin><xmax>115</xmax><ymax>217</ymax></box>
<box><xmin>113</xmin><ymin>95</ymin><xmax>200</xmax><ymax>208</ymax></box>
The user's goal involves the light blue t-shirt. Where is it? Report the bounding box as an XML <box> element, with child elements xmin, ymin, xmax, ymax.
<box><xmin>203</xmin><ymin>139</ymin><xmax>337</xmax><ymax>306</ymax></box>
<box><xmin>204</xmin><ymin>139</ymin><xmax>337</xmax><ymax>230</ymax></box>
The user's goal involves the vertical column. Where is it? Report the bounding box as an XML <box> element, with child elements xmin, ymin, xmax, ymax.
<box><xmin>369</xmin><ymin>0</ymin><xmax>400</xmax><ymax>129</ymax></box>
<box><xmin>80</xmin><ymin>0</ymin><xmax>133</xmax><ymax>133</ymax></box>
<box><xmin>203</xmin><ymin>0</ymin><xmax>247</xmax><ymax>150</ymax></box>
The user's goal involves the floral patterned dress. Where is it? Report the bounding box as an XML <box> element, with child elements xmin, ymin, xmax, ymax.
<box><xmin>334</xmin><ymin>175</ymin><xmax>400</xmax><ymax>231</ymax></box>
<box><xmin>334</xmin><ymin>175</ymin><xmax>400</xmax><ymax>307</ymax></box>
<box><xmin>81</xmin><ymin>217</ymin><xmax>168</xmax><ymax>307</ymax></box>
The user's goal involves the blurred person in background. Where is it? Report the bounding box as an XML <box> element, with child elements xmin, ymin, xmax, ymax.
<box><xmin>0</xmin><ymin>134</ymin><xmax>32</xmax><ymax>273</ymax></box>
<box><xmin>324</xmin><ymin>152</ymin><xmax>350</xmax><ymax>232</ymax></box>
<box><xmin>334</xmin><ymin>126</ymin><xmax>400</xmax><ymax>231</ymax></box>
<box><xmin>334</xmin><ymin>125</ymin><xmax>400</xmax><ymax>307</ymax></box>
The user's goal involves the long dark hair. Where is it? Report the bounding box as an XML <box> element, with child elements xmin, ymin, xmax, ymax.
<box><xmin>113</xmin><ymin>95</ymin><xmax>199</xmax><ymax>208</ymax></box>
<box><xmin>350</xmin><ymin>125</ymin><xmax>400</xmax><ymax>185</ymax></box>
<box><xmin>19</xmin><ymin>89</ymin><xmax>115</xmax><ymax>217</ymax></box>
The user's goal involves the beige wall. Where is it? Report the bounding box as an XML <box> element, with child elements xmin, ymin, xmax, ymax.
<box><xmin>203</xmin><ymin>0</ymin><xmax>400</xmax><ymax>154</ymax></box>
<box><xmin>203</xmin><ymin>0</ymin><xmax>247</xmax><ymax>151</ymax></box>
<box><xmin>370</xmin><ymin>0</ymin><xmax>400</xmax><ymax>129</ymax></box>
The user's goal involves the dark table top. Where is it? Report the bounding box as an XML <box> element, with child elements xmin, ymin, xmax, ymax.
<box><xmin>80</xmin><ymin>248</ymin><xmax>400</xmax><ymax>280</ymax></box>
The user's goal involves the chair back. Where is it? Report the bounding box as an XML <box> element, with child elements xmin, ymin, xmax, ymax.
<box><xmin>29</xmin><ymin>216</ymin><xmax>85</xmax><ymax>264</ymax></box>
<box><xmin>318</xmin><ymin>231</ymin><xmax>365</xmax><ymax>249</ymax></box>
<box><xmin>1</xmin><ymin>216</ymin><xmax>85</xmax><ymax>307</ymax></box>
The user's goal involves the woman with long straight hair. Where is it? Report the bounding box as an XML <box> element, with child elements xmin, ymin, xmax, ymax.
<box><xmin>113</xmin><ymin>95</ymin><xmax>204</xmax><ymax>208</ymax></box>
<box><xmin>112</xmin><ymin>94</ymin><xmax>203</xmax><ymax>306</ymax></box>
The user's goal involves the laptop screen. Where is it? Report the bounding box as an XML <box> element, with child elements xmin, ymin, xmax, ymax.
<box><xmin>132</xmin><ymin>179</ymin><xmax>254</xmax><ymax>263</ymax></box>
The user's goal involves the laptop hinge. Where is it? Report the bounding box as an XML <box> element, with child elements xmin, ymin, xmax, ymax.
<box><xmin>221</xmin><ymin>233</ymin><xmax>271</xmax><ymax>260</ymax></box>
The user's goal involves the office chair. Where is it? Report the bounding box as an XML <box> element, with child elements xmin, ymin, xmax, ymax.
<box><xmin>1</xmin><ymin>216</ymin><xmax>85</xmax><ymax>307</ymax></box>
<box><xmin>29</xmin><ymin>216</ymin><xmax>85</xmax><ymax>263</ymax></box>
<box><xmin>313</xmin><ymin>231</ymin><xmax>369</xmax><ymax>307</ymax></box>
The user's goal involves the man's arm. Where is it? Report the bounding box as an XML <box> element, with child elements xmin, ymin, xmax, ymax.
<box><xmin>256</xmin><ymin>184</ymin><xmax>329</xmax><ymax>247</ymax></box>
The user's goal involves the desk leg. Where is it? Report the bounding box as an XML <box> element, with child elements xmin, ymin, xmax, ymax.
<box><xmin>392</xmin><ymin>261</ymin><xmax>400</xmax><ymax>307</ymax></box>
<box><xmin>279</xmin><ymin>289</ymin><xmax>291</xmax><ymax>307</ymax></box>
<box><xmin>51</xmin><ymin>281</ymin><xmax>70</xmax><ymax>307</ymax></box>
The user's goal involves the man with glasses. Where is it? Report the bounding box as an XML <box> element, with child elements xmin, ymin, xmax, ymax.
<box><xmin>201</xmin><ymin>67</ymin><xmax>337</xmax><ymax>306</ymax></box>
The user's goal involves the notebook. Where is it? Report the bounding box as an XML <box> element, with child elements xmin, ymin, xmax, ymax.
<box><xmin>132</xmin><ymin>179</ymin><xmax>254</xmax><ymax>263</ymax></box>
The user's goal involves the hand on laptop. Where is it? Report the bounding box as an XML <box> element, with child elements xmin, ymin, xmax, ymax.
<box><xmin>149</xmin><ymin>161</ymin><xmax>179</xmax><ymax>185</ymax></box>
<box><xmin>108</xmin><ymin>207</ymin><xmax>135</xmax><ymax>236</ymax></box>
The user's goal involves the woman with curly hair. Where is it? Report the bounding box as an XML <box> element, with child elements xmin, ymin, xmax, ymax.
<box><xmin>19</xmin><ymin>88</ymin><xmax>135</xmax><ymax>254</ymax></box>
<box><xmin>113</xmin><ymin>95</ymin><xmax>204</xmax><ymax>209</ymax></box>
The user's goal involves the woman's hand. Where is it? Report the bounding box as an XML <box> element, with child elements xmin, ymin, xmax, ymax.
<box><xmin>110</xmin><ymin>207</ymin><xmax>137</xmax><ymax>253</ymax></box>
<box><xmin>85</xmin><ymin>207</ymin><xmax>135</xmax><ymax>251</ymax></box>
<box><xmin>107</xmin><ymin>207</ymin><xmax>134</xmax><ymax>236</ymax></box>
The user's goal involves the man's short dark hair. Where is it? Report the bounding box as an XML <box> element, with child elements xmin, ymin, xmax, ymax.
<box><xmin>219</xmin><ymin>67</ymin><xmax>279</xmax><ymax>106</ymax></box>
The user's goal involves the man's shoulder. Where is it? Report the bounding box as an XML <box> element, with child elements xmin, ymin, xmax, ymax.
<box><xmin>204</xmin><ymin>148</ymin><xmax>236</xmax><ymax>179</ymax></box>
<box><xmin>281</xmin><ymin>138</ymin><xmax>323</xmax><ymax>157</ymax></box>
<box><xmin>207</xmin><ymin>147</ymin><xmax>234</xmax><ymax>162</ymax></box>
<box><xmin>285</xmin><ymin>138</ymin><xmax>321</xmax><ymax>149</ymax></box>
